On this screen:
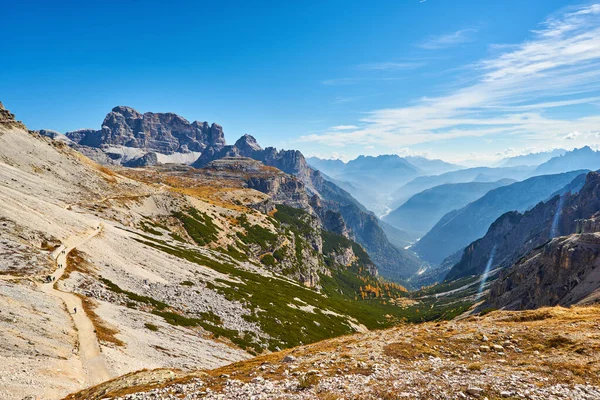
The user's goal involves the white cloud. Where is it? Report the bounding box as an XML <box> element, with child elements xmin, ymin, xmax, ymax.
<box><xmin>301</xmin><ymin>4</ymin><xmax>600</xmax><ymax>161</ymax></box>
<box><xmin>331</xmin><ymin>125</ymin><xmax>359</xmax><ymax>131</ymax></box>
<box><xmin>418</xmin><ymin>28</ymin><xmax>478</xmax><ymax>50</ymax></box>
<box><xmin>396</xmin><ymin>147</ymin><xmax>432</xmax><ymax>158</ymax></box>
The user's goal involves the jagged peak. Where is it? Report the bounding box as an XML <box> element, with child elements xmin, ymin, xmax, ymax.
<box><xmin>111</xmin><ymin>105</ymin><xmax>141</xmax><ymax>115</ymax></box>
<box><xmin>575</xmin><ymin>145</ymin><xmax>594</xmax><ymax>153</ymax></box>
<box><xmin>235</xmin><ymin>134</ymin><xmax>262</xmax><ymax>151</ymax></box>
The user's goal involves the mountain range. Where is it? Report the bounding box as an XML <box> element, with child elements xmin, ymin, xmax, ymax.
<box><xmin>388</xmin><ymin>165</ymin><xmax>535</xmax><ymax>210</ymax></box>
<box><xmin>412</xmin><ymin>170</ymin><xmax>587</xmax><ymax>264</ymax></box>
<box><xmin>533</xmin><ymin>146</ymin><xmax>600</xmax><ymax>176</ymax></box>
<box><xmin>497</xmin><ymin>149</ymin><xmax>566</xmax><ymax>167</ymax></box>
<box><xmin>445</xmin><ymin>170</ymin><xmax>600</xmax><ymax>310</ymax></box>
<box><xmin>3</xmin><ymin>100</ymin><xmax>600</xmax><ymax>399</ymax></box>
<box><xmin>306</xmin><ymin>155</ymin><xmax>460</xmax><ymax>215</ymax></box>
<box><xmin>192</xmin><ymin>135</ymin><xmax>425</xmax><ymax>281</ymax></box>
<box><xmin>383</xmin><ymin>179</ymin><xmax>515</xmax><ymax>235</ymax></box>
<box><xmin>40</xmin><ymin>106</ymin><xmax>424</xmax><ymax>283</ymax></box>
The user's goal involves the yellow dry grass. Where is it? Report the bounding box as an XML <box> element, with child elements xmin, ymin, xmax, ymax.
<box><xmin>63</xmin><ymin>303</ymin><xmax>600</xmax><ymax>399</ymax></box>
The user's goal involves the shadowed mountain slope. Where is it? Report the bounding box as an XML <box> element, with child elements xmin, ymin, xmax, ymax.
<box><xmin>413</xmin><ymin>170</ymin><xmax>587</xmax><ymax>264</ymax></box>
<box><xmin>384</xmin><ymin>179</ymin><xmax>515</xmax><ymax>235</ymax></box>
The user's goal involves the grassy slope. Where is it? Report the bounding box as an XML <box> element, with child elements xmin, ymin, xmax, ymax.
<box><xmin>126</xmin><ymin>202</ymin><xmax>472</xmax><ymax>355</ymax></box>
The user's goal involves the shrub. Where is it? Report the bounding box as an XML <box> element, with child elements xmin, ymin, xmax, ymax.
<box><xmin>261</xmin><ymin>254</ymin><xmax>276</xmax><ymax>266</ymax></box>
<box><xmin>144</xmin><ymin>323</ymin><xmax>159</xmax><ymax>332</ymax></box>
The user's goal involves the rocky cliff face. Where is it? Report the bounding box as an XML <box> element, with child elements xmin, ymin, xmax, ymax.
<box><xmin>202</xmin><ymin>157</ymin><xmax>313</xmax><ymax>212</ymax></box>
<box><xmin>489</xmin><ymin>233</ymin><xmax>600</xmax><ymax>309</ymax></box>
<box><xmin>0</xmin><ymin>102</ymin><xmax>27</xmax><ymax>130</ymax></box>
<box><xmin>447</xmin><ymin>171</ymin><xmax>600</xmax><ymax>282</ymax></box>
<box><xmin>193</xmin><ymin>134</ymin><xmax>311</xmax><ymax>182</ymax></box>
<box><xmin>414</xmin><ymin>170</ymin><xmax>587</xmax><ymax>265</ymax></box>
<box><xmin>193</xmin><ymin>135</ymin><xmax>424</xmax><ymax>282</ymax></box>
<box><xmin>66</xmin><ymin>106</ymin><xmax>226</xmax><ymax>154</ymax></box>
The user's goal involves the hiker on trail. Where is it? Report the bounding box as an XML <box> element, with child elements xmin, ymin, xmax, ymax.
<box><xmin>73</xmin><ymin>307</ymin><xmax>77</xmax><ymax>314</ymax></box>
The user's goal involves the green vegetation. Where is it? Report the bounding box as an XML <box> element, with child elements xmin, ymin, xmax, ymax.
<box><xmin>236</xmin><ymin>213</ymin><xmax>277</xmax><ymax>249</ymax></box>
<box><xmin>273</xmin><ymin>246</ymin><xmax>287</xmax><ymax>261</ymax></box>
<box><xmin>321</xmin><ymin>229</ymin><xmax>371</xmax><ymax>267</ymax></box>
<box><xmin>100</xmin><ymin>277</ymin><xmax>169</xmax><ymax>310</ymax></box>
<box><xmin>139</xmin><ymin>222</ymin><xmax>163</xmax><ymax>236</ymax></box>
<box><xmin>225</xmin><ymin>244</ymin><xmax>248</xmax><ymax>261</ymax></box>
<box><xmin>151</xmin><ymin>309</ymin><xmax>222</xmax><ymax>326</ymax></box>
<box><xmin>170</xmin><ymin>233</ymin><xmax>186</xmax><ymax>242</ymax></box>
<box><xmin>260</xmin><ymin>254</ymin><xmax>276</xmax><ymax>266</ymax></box>
<box><xmin>321</xmin><ymin>229</ymin><xmax>353</xmax><ymax>255</ymax></box>
<box><xmin>144</xmin><ymin>323</ymin><xmax>159</xmax><ymax>332</ymax></box>
<box><xmin>134</xmin><ymin>234</ymin><xmax>472</xmax><ymax>352</ymax></box>
<box><xmin>173</xmin><ymin>208</ymin><xmax>219</xmax><ymax>245</ymax></box>
<box><xmin>180</xmin><ymin>280</ymin><xmax>195</xmax><ymax>286</ymax></box>
<box><xmin>274</xmin><ymin>204</ymin><xmax>314</xmax><ymax>236</ymax></box>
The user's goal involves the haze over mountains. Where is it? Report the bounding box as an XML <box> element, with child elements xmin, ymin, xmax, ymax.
<box><xmin>383</xmin><ymin>179</ymin><xmax>515</xmax><ymax>236</ymax></box>
<box><xmin>306</xmin><ymin>155</ymin><xmax>460</xmax><ymax>216</ymax></box>
<box><xmin>412</xmin><ymin>170</ymin><xmax>587</xmax><ymax>264</ymax></box>
<box><xmin>496</xmin><ymin>149</ymin><xmax>567</xmax><ymax>167</ymax></box>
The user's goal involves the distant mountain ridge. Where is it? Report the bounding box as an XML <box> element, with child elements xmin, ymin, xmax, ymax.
<box><xmin>307</xmin><ymin>155</ymin><xmax>460</xmax><ymax>215</ymax></box>
<box><xmin>38</xmin><ymin>106</ymin><xmax>226</xmax><ymax>166</ymax></box>
<box><xmin>534</xmin><ymin>146</ymin><xmax>600</xmax><ymax>176</ymax></box>
<box><xmin>389</xmin><ymin>166</ymin><xmax>535</xmax><ymax>210</ymax></box>
<box><xmin>412</xmin><ymin>170</ymin><xmax>587</xmax><ymax>264</ymax></box>
<box><xmin>67</xmin><ymin>105</ymin><xmax>226</xmax><ymax>154</ymax></box>
<box><xmin>383</xmin><ymin>179</ymin><xmax>515</xmax><ymax>235</ymax></box>
<box><xmin>444</xmin><ymin>171</ymin><xmax>600</xmax><ymax>310</ymax></box>
<box><xmin>498</xmin><ymin>149</ymin><xmax>566</xmax><ymax>167</ymax></box>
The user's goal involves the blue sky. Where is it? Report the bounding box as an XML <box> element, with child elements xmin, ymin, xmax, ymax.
<box><xmin>2</xmin><ymin>0</ymin><xmax>600</xmax><ymax>163</ymax></box>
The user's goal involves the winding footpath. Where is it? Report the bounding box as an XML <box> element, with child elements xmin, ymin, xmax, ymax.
<box><xmin>40</xmin><ymin>224</ymin><xmax>111</xmax><ymax>386</ymax></box>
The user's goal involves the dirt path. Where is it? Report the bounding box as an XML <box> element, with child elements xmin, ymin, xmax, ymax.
<box><xmin>40</xmin><ymin>224</ymin><xmax>112</xmax><ymax>386</ymax></box>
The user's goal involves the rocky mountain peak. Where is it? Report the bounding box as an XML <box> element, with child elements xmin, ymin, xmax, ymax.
<box><xmin>234</xmin><ymin>134</ymin><xmax>262</xmax><ymax>152</ymax></box>
<box><xmin>65</xmin><ymin>106</ymin><xmax>226</xmax><ymax>155</ymax></box>
<box><xmin>110</xmin><ymin>105</ymin><xmax>143</xmax><ymax>119</ymax></box>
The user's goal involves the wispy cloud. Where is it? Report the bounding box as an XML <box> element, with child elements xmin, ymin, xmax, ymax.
<box><xmin>302</xmin><ymin>4</ymin><xmax>600</xmax><ymax>158</ymax></box>
<box><xmin>332</xmin><ymin>96</ymin><xmax>363</xmax><ymax>104</ymax></box>
<box><xmin>418</xmin><ymin>28</ymin><xmax>478</xmax><ymax>50</ymax></box>
<box><xmin>331</xmin><ymin>125</ymin><xmax>359</xmax><ymax>131</ymax></box>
